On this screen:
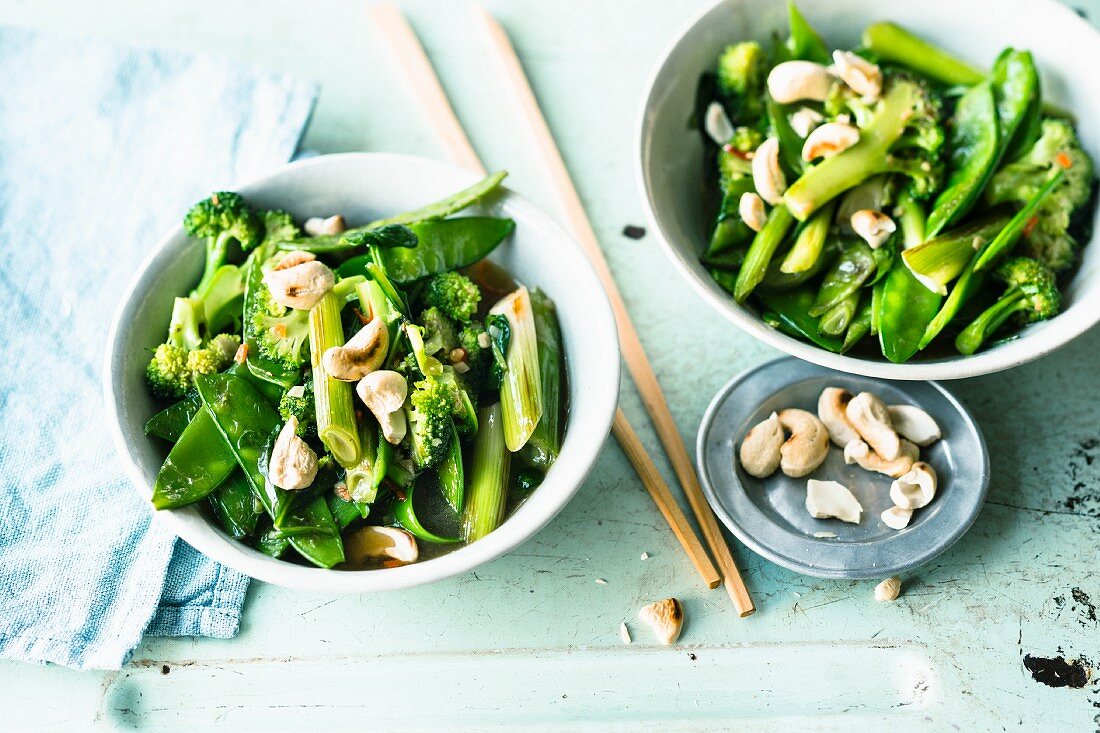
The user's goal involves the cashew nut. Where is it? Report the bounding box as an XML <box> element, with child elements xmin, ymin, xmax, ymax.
<box><xmin>356</xmin><ymin>370</ymin><xmax>409</xmax><ymax>445</ymax></box>
<box><xmin>881</xmin><ymin>505</ymin><xmax>913</xmax><ymax>530</ymax></box>
<box><xmin>323</xmin><ymin>317</ymin><xmax>388</xmax><ymax>381</ymax></box>
<box><xmin>638</xmin><ymin>598</ymin><xmax>683</xmax><ymax>645</ymax></box>
<box><xmin>766</xmin><ymin>60</ymin><xmax>832</xmax><ymax>104</ymax></box>
<box><xmin>874</xmin><ymin>576</ymin><xmax>902</xmax><ymax>601</ymax></box>
<box><xmin>344</xmin><ymin>525</ymin><xmax>418</xmax><ymax>566</ymax></box>
<box><xmin>850</xmin><ymin>209</ymin><xmax>896</xmax><ymax>249</ymax></box>
<box><xmin>789</xmin><ymin>106</ymin><xmax>824</xmax><ymax>138</ymax></box>
<box><xmin>304</xmin><ymin>214</ymin><xmax>346</xmax><ymax>237</ymax></box>
<box><xmin>817</xmin><ymin>387</ymin><xmax>861</xmax><ymax>448</ymax></box>
<box><xmin>268</xmin><ymin>417</ymin><xmax>318</xmax><ymax>491</ymax></box>
<box><xmin>846</xmin><ymin>391</ymin><xmax>901</xmax><ymax>461</ymax></box>
<box><xmin>844</xmin><ymin>438</ymin><xmax>919</xmax><ymax>478</ymax></box>
<box><xmin>887</xmin><ymin>405</ymin><xmax>941</xmax><ymax>446</ymax></box>
<box><xmin>777</xmin><ymin>409</ymin><xmax>829</xmax><ymax>478</ymax></box>
<box><xmin>739</xmin><ymin>411</ymin><xmax>784</xmax><ymax>478</ymax></box>
<box><xmin>273</xmin><ymin>250</ymin><xmax>316</xmax><ymax>271</ymax></box>
<box><xmin>890</xmin><ymin>461</ymin><xmax>937</xmax><ymax>509</ymax></box>
<box><xmin>805</xmin><ymin>479</ymin><xmax>863</xmax><ymax>524</ymax></box>
<box><xmin>832</xmin><ymin>50</ymin><xmax>882</xmax><ymax>101</ymax></box>
<box><xmin>704</xmin><ymin>101</ymin><xmax>735</xmax><ymax>145</ymax></box>
<box><xmin>739</xmin><ymin>191</ymin><xmax>767</xmax><ymax>232</ymax></box>
<box><xmin>801</xmin><ymin>121</ymin><xmax>860</xmax><ymax>161</ymax></box>
<box><xmin>263</xmin><ymin>259</ymin><xmax>335</xmax><ymax>310</ymax></box>
<box><xmin>752</xmin><ymin>137</ymin><xmax>787</xmax><ymax>205</ymax></box>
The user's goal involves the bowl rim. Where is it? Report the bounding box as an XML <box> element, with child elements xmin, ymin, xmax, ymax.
<box><xmin>104</xmin><ymin>152</ymin><xmax>620</xmax><ymax>592</ymax></box>
<box><xmin>633</xmin><ymin>0</ymin><xmax>1100</xmax><ymax>380</ymax></box>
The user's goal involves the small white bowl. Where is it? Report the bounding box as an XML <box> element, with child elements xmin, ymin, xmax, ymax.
<box><xmin>636</xmin><ymin>0</ymin><xmax>1100</xmax><ymax>380</ymax></box>
<box><xmin>104</xmin><ymin>153</ymin><xmax>620</xmax><ymax>592</ymax></box>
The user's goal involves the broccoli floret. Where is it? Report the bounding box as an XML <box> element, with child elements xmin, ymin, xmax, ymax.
<box><xmin>184</xmin><ymin>192</ymin><xmax>262</xmax><ymax>300</ymax></box>
<box><xmin>278</xmin><ymin>378</ymin><xmax>316</xmax><ymax>437</ymax></box>
<box><xmin>261</xmin><ymin>209</ymin><xmax>301</xmax><ymax>249</ymax></box>
<box><xmin>716</xmin><ymin>42</ymin><xmax>766</xmax><ymax>123</ymax></box>
<box><xmin>246</xmin><ymin>259</ymin><xmax>311</xmax><ymax>370</ymax></box>
<box><xmin>787</xmin><ymin>73</ymin><xmax>946</xmax><ymax>217</ymax></box>
<box><xmin>986</xmin><ymin>119</ymin><xmax>1095</xmax><ymax>272</ymax></box>
<box><xmin>716</xmin><ymin>129</ymin><xmax>762</xmax><ymax>193</ymax></box>
<box><xmin>405</xmin><ymin>377</ymin><xmax>458</xmax><ymax>470</ymax></box>
<box><xmin>145</xmin><ymin>297</ymin><xmax>238</xmax><ymax>399</ymax></box>
<box><xmin>422</xmin><ymin>272</ymin><xmax>481</xmax><ymax>323</ymax></box>
<box><xmin>458</xmin><ymin>320</ymin><xmax>491</xmax><ymax>389</ymax></box>
<box><xmin>420</xmin><ymin>306</ymin><xmax>460</xmax><ymax>356</ymax></box>
<box><xmin>955</xmin><ymin>257</ymin><xmax>1061</xmax><ymax>355</ymax></box>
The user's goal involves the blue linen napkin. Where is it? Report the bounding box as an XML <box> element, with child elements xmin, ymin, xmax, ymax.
<box><xmin>0</xmin><ymin>28</ymin><xmax>317</xmax><ymax>670</ymax></box>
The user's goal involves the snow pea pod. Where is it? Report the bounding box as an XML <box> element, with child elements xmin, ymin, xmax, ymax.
<box><xmin>878</xmin><ymin>263</ymin><xmax>943</xmax><ymax>362</ymax></box>
<box><xmin>926</xmin><ymin>81</ymin><xmax>1000</xmax><ymax>237</ymax></box>
<box><xmin>842</xmin><ymin>297</ymin><xmax>873</xmax><ymax>353</ymax></box>
<box><xmin>783</xmin><ymin>0</ymin><xmax>830</xmax><ymax>64</ymax></box>
<box><xmin>760</xmin><ymin>240</ymin><xmax>836</xmax><ymax>292</ymax></box>
<box><xmin>328</xmin><ymin>493</ymin><xmax>364</xmax><ymax>530</ymax></box>
<box><xmin>334</xmin><ymin>218</ymin><xmax>515</xmax><ymax>283</ymax></box>
<box><xmin>194</xmin><ymin>373</ymin><xmax>295</xmax><ymax>524</ymax></box>
<box><xmin>766</xmin><ymin>95</ymin><xmax>805</xmax><ymax>177</ymax></box>
<box><xmin>702</xmin><ymin>180</ymin><xmax>756</xmax><ymax>270</ymax></box>
<box><xmin>144</xmin><ymin>393</ymin><xmax>200</xmax><ymax>442</ymax></box>
<box><xmin>990</xmin><ymin>50</ymin><xmax>1039</xmax><ymax>161</ymax></box>
<box><xmin>151</xmin><ymin>407</ymin><xmax>237</xmax><ymax>510</ymax></box>
<box><xmin>758</xmin><ymin>288</ymin><xmax>844</xmax><ymax>352</ymax></box>
<box><xmin>280</xmin><ymin>494</ymin><xmax>345</xmax><ymax>568</ymax></box>
<box><xmin>254</xmin><ymin>518</ymin><xmax>290</xmax><ymax>559</ymax></box>
<box><xmin>810</xmin><ymin>241</ymin><xmax>875</xmax><ymax>316</ymax></box>
<box><xmin>208</xmin><ymin>471</ymin><xmax>260</xmax><ymax>540</ymax></box>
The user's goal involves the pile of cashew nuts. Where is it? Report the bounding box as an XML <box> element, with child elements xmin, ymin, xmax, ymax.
<box><xmin>738</xmin><ymin>387</ymin><xmax>942</xmax><ymax>530</ymax></box>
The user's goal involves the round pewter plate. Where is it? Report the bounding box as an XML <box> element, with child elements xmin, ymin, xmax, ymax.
<box><xmin>697</xmin><ymin>357</ymin><xmax>989</xmax><ymax>579</ymax></box>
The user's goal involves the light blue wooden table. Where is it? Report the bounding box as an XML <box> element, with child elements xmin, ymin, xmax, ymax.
<box><xmin>3</xmin><ymin>1</ymin><xmax>1099</xmax><ymax>729</ymax></box>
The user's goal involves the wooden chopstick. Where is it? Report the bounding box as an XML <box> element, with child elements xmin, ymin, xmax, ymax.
<box><xmin>471</xmin><ymin>7</ymin><xmax>755</xmax><ymax>616</ymax></box>
<box><xmin>367</xmin><ymin>3</ymin><xmax>722</xmax><ymax>591</ymax></box>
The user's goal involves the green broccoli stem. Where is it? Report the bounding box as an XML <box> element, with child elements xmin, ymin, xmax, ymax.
<box><xmin>167</xmin><ymin>296</ymin><xmax>205</xmax><ymax>349</ymax></box>
<box><xmin>308</xmin><ymin>291</ymin><xmax>361</xmax><ymax>468</ymax></box>
<box><xmin>194</xmin><ymin>231</ymin><xmax>234</xmax><ymax>300</ymax></box>
<box><xmin>462</xmin><ymin>402</ymin><xmax>510</xmax><ymax>543</ymax></box>
<box><xmin>783</xmin><ymin>82</ymin><xmax>920</xmax><ymax>221</ymax></box>
<box><xmin>974</xmin><ymin>168</ymin><xmax>1065</xmax><ymax>272</ymax></box>
<box><xmin>955</xmin><ymin>289</ymin><xmax>1027</xmax><ymax>355</ymax></box>
<box><xmin>861</xmin><ymin>22</ymin><xmax>983</xmax><ymax>86</ymax></box>
<box><xmin>734</xmin><ymin>205</ymin><xmax>795</xmax><ymax>302</ymax></box>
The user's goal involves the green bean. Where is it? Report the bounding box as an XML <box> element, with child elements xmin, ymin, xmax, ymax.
<box><xmin>780</xmin><ymin>202</ymin><xmax>835</xmax><ymax>274</ymax></box>
<box><xmin>926</xmin><ymin>80</ymin><xmax>1000</xmax><ymax>237</ymax></box>
<box><xmin>757</xmin><ymin>288</ymin><xmax>844</xmax><ymax>352</ymax></box>
<box><xmin>463</xmin><ymin>402</ymin><xmax>511</xmax><ymax>542</ymax></box>
<box><xmin>208</xmin><ymin>471</ymin><xmax>259</xmax><ymax>540</ymax></box>
<box><xmin>309</xmin><ymin>291</ymin><xmax>361</xmax><ymax>468</ymax></box>
<box><xmin>521</xmin><ymin>289</ymin><xmax>563</xmax><ymax>468</ymax></box>
<box><xmin>810</xmin><ymin>241</ymin><xmax>875</xmax><ymax>316</ymax></box>
<box><xmin>861</xmin><ymin>22</ymin><xmax>983</xmax><ymax>86</ymax></box>
<box><xmin>974</xmin><ymin>168</ymin><xmax>1065</xmax><ymax>272</ymax></box>
<box><xmin>734</xmin><ymin>205</ymin><xmax>796</xmax><ymax>302</ymax></box>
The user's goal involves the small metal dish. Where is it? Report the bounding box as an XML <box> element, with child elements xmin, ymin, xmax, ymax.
<box><xmin>696</xmin><ymin>357</ymin><xmax>989</xmax><ymax>579</ymax></box>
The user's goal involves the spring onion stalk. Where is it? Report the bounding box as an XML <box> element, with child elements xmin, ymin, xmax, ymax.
<box><xmin>780</xmin><ymin>201</ymin><xmax>835</xmax><ymax>274</ymax></box>
<box><xmin>309</xmin><ymin>290</ymin><xmax>361</xmax><ymax>468</ymax></box>
<box><xmin>405</xmin><ymin>323</ymin><xmax>443</xmax><ymax>377</ymax></box>
<box><xmin>489</xmin><ymin>286</ymin><xmax>543</xmax><ymax>452</ymax></box>
<box><xmin>861</xmin><ymin>22</ymin><xmax>983</xmax><ymax>86</ymax></box>
<box><xmin>373</xmin><ymin>429</ymin><xmax>393</xmax><ymax>492</ymax></box>
<box><xmin>463</xmin><ymin>403</ymin><xmax>510</xmax><ymax>542</ymax></box>
<box><xmin>734</xmin><ymin>206</ymin><xmax>796</xmax><ymax>302</ymax></box>
<box><xmin>521</xmin><ymin>289</ymin><xmax>563</xmax><ymax>467</ymax></box>
<box><xmin>356</xmin><ymin>280</ymin><xmax>399</xmax><ymax>361</ymax></box>
<box><xmin>974</xmin><ymin>168</ymin><xmax>1065</xmax><ymax>272</ymax></box>
<box><xmin>365</xmin><ymin>261</ymin><xmax>409</xmax><ymax>317</ymax></box>
<box><xmin>901</xmin><ymin>216</ymin><xmax>1009</xmax><ymax>295</ymax></box>
<box><xmin>346</xmin><ymin>420</ymin><xmax>379</xmax><ymax>505</ymax></box>
<box><xmin>438</xmin><ymin>422</ymin><xmax>464</xmax><ymax>512</ymax></box>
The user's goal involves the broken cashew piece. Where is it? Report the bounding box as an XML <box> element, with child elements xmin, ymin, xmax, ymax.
<box><xmin>801</xmin><ymin>121</ymin><xmax>860</xmax><ymax>161</ymax></box>
<box><xmin>752</xmin><ymin>137</ymin><xmax>787</xmax><ymax>205</ymax></box>
<box><xmin>739</xmin><ymin>411</ymin><xmax>784</xmax><ymax>478</ymax></box>
<box><xmin>833</xmin><ymin>50</ymin><xmax>882</xmax><ymax>101</ymax></box>
<box><xmin>264</xmin><ymin>259</ymin><xmax>335</xmax><ymax>311</ymax></box>
<box><xmin>789</xmin><ymin>106</ymin><xmax>824</xmax><ymax>138</ymax></box>
<box><xmin>805</xmin><ymin>479</ymin><xmax>863</xmax><ymax>524</ymax></box>
<box><xmin>343</xmin><ymin>525</ymin><xmax>418</xmax><ymax>565</ymax></box>
<box><xmin>767</xmin><ymin>60</ymin><xmax>833</xmax><ymax>104</ymax></box>
<box><xmin>777</xmin><ymin>409</ymin><xmax>829</xmax><ymax>478</ymax></box>
<box><xmin>874</xmin><ymin>576</ymin><xmax>902</xmax><ymax>602</ymax></box>
<box><xmin>356</xmin><ymin>370</ymin><xmax>409</xmax><ymax>445</ymax></box>
<box><xmin>881</xmin><ymin>505</ymin><xmax>914</xmax><ymax>530</ymax></box>
<box><xmin>850</xmin><ymin>209</ymin><xmax>896</xmax><ymax>249</ymax></box>
<box><xmin>739</xmin><ymin>191</ymin><xmax>767</xmax><ymax>233</ymax></box>
<box><xmin>304</xmin><ymin>214</ymin><xmax>347</xmax><ymax>237</ymax></box>
<box><xmin>846</xmin><ymin>391</ymin><xmax>901</xmax><ymax>461</ymax></box>
<box><xmin>638</xmin><ymin>598</ymin><xmax>683</xmax><ymax>645</ymax></box>
<box><xmin>323</xmin><ymin>318</ymin><xmax>388</xmax><ymax>381</ymax></box>
<box><xmin>268</xmin><ymin>417</ymin><xmax>319</xmax><ymax>491</ymax></box>
<box><xmin>817</xmin><ymin>387</ymin><xmax>861</xmax><ymax>448</ymax></box>
<box><xmin>273</xmin><ymin>250</ymin><xmax>316</xmax><ymax>271</ymax></box>
<box><xmin>704</xmin><ymin>101</ymin><xmax>735</xmax><ymax>145</ymax></box>
<box><xmin>887</xmin><ymin>405</ymin><xmax>941</xmax><ymax>446</ymax></box>
<box><xmin>890</xmin><ymin>461</ymin><xmax>937</xmax><ymax>509</ymax></box>
<box><xmin>844</xmin><ymin>438</ymin><xmax>918</xmax><ymax>479</ymax></box>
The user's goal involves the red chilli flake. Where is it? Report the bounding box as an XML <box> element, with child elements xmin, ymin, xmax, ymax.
<box><xmin>394</xmin><ymin>488</ymin><xmax>407</xmax><ymax>502</ymax></box>
<box><xmin>1055</xmin><ymin>152</ymin><xmax>1073</xmax><ymax>170</ymax></box>
<box><xmin>352</xmin><ymin>307</ymin><xmax>371</xmax><ymax>325</ymax></box>
<box><xmin>1023</xmin><ymin>215</ymin><xmax>1040</xmax><ymax>237</ymax></box>
<box><xmin>233</xmin><ymin>343</ymin><xmax>249</xmax><ymax>364</ymax></box>
<box><xmin>272</xmin><ymin>323</ymin><xmax>287</xmax><ymax>338</ymax></box>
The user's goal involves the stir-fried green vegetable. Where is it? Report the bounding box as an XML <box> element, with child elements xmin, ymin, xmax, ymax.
<box><xmin>696</xmin><ymin>5</ymin><xmax>1096</xmax><ymax>361</ymax></box>
<box><xmin>142</xmin><ymin>172</ymin><xmax>566</xmax><ymax>569</ymax></box>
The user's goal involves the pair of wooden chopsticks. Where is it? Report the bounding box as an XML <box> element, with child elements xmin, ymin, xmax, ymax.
<box><xmin>368</xmin><ymin>3</ymin><xmax>754</xmax><ymax>617</ymax></box>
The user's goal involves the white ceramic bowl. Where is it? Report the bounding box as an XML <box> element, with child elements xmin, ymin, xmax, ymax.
<box><xmin>636</xmin><ymin>0</ymin><xmax>1100</xmax><ymax>380</ymax></box>
<box><xmin>105</xmin><ymin>153</ymin><xmax>620</xmax><ymax>592</ymax></box>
